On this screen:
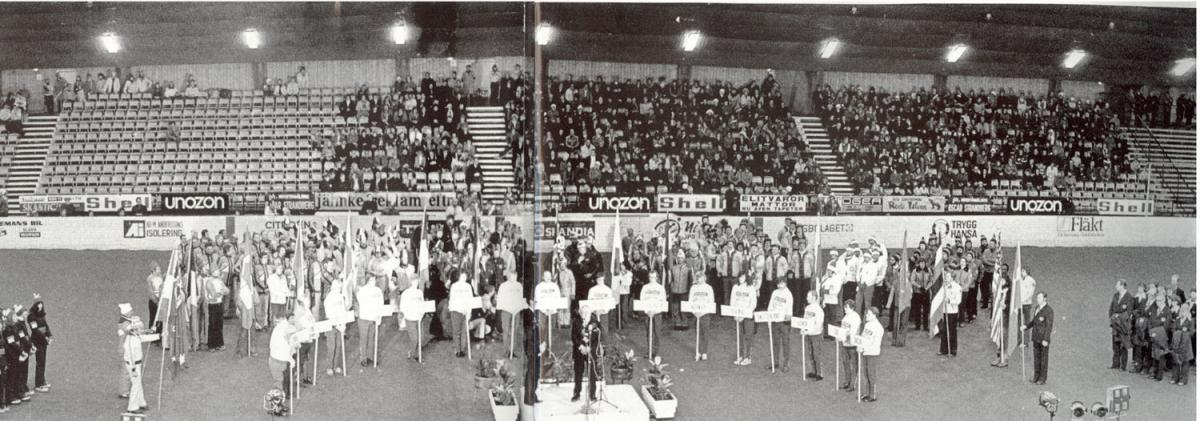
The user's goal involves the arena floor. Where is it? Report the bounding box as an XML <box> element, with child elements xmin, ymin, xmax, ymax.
<box><xmin>0</xmin><ymin>247</ymin><xmax>1193</xmax><ymax>421</ymax></box>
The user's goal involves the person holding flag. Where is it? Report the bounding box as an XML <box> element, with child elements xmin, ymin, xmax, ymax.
<box><xmin>932</xmin><ymin>258</ymin><xmax>963</xmax><ymax>357</ymax></box>
<box><xmin>887</xmin><ymin>251</ymin><xmax>911</xmax><ymax>347</ymax></box>
<box><xmin>990</xmin><ymin>263</ymin><xmax>1013</xmax><ymax>368</ymax></box>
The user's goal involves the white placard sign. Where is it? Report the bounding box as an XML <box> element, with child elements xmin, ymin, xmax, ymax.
<box><xmin>791</xmin><ymin>317</ymin><xmax>818</xmax><ymax>334</ymax></box>
<box><xmin>534</xmin><ymin>282</ymin><xmax>567</xmax><ymax>314</ymax></box>
<box><xmin>496</xmin><ymin>281</ymin><xmax>527</xmax><ymax>314</ymax></box>
<box><xmin>399</xmin><ymin>287</ymin><xmax>435</xmax><ymax>322</ymax></box>
<box><xmin>313</xmin><ymin>320</ymin><xmax>335</xmax><ymax>334</ymax></box>
<box><xmin>754</xmin><ymin>310</ymin><xmax>787</xmax><ymax>323</ymax></box>
<box><xmin>634</xmin><ymin>283</ymin><xmax>668</xmax><ymax>314</ymax></box>
<box><xmin>848</xmin><ymin>334</ymin><xmax>864</xmax><ymax>348</ymax></box>
<box><xmin>721</xmin><ymin>304</ymin><xmax>753</xmax><ymax>319</ymax></box>
<box><xmin>827</xmin><ymin>324</ymin><xmax>847</xmax><ymax>342</ymax></box>
<box><xmin>587</xmin><ymin>284</ymin><xmax>617</xmax><ymax>314</ymax></box>
<box><xmin>684</xmin><ymin>284</ymin><xmax>716</xmax><ymax>316</ymax></box>
<box><xmin>449</xmin><ymin>283</ymin><xmax>483</xmax><ymax>315</ymax></box>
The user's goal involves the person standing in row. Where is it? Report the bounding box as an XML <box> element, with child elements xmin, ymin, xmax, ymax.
<box><xmin>838</xmin><ymin>299</ymin><xmax>860</xmax><ymax>392</ymax></box>
<box><xmin>7</xmin><ymin>307</ymin><xmax>31</xmax><ymax>405</ymax></box>
<box><xmin>147</xmin><ymin>263</ymin><xmax>164</xmax><ymax>343</ymax></box>
<box><xmin>802</xmin><ymin>290</ymin><xmax>824</xmax><ymax>381</ymax></box>
<box><xmin>937</xmin><ymin>261</ymin><xmax>962</xmax><ymax>357</ymax></box>
<box><xmin>859</xmin><ymin>306</ymin><xmax>884</xmax><ymax>403</ymax></box>
<box><xmin>1022</xmin><ymin>292</ymin><xmax>1054</xmax><ymax>385</ymax></box>
<box><xmin>117</xmin><ymin>303</ymin><xmax>148</xmax><ymax>414</ymax></box>
<box><xmin>909</xmin><ymin>259</ymin><xmax>932</xmax><ymax>332</ymax></box>
<box><xmin>26</xmin><ymin>297</ymin><xmax>51</xmax><ymax>393</ymax></box>
<box><xmin>1109</xmin><ymin>280</ymin><xmax>1135</xmax><ymax>371</ymax></box>
<box><xmin>206</xmin><ymin>270</ymin><xmax>229</xmax><ymax>352</ymax></box>
<box><xmin>731</xmin><ymin>274</ymin><xmax>756</xmax><ymax>366</ymax></box>
<box><xmin>1171</xmin><ymin>302</ymin><xmax>1193</xmax><ymax>385</ymax></box>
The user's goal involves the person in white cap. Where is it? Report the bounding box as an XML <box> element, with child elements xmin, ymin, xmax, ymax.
<box><xmin>821</xmin><ymin>250</ymin><xmax>843</xmax><ymax>340</ymax></box>
<box><xmin>117</xmin><ymin>303</ymin><xmax>149</xmax><ymax>413</ymax></box>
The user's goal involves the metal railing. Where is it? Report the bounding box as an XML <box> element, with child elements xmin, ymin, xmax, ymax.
<box><xmin>1132</xmin><ymin>117</ymin><xmax>1194</xmax><ymax>214</ymax></box>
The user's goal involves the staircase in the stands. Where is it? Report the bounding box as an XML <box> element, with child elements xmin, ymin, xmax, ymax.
<box><xmin>1122</xmin><ymin>126</ymin><xmax>1197</xmax><ymax>215</ymax></box>
<box><xmin>794</xmin><ymin>116</ymin><xmax>853</xmax><ymax>195</ymax></box>
<box><xmin>3</xmin><ymin>115</ymin><xmax>58</xmax><ymax>215</ymax></box>
<box><xmin>466</xmin><ymin>106</ymin><xmax>514</xmax><ymax>202</ymax></box>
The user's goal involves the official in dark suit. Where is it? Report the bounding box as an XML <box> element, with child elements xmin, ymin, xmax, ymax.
<box><xmin>1022</xmin><ymin>292</ymin><xmax>1053</xmax><ymax>385</ymax></box>
<box><xmin>521</xmin><ymin>308</ymin><xmax>539</xmax><ymax>405</ymax></box>
<box><xmin>571</xmin><ymin>311</ymin><xmax>601</xmax><ymax>402</ymax></box>
<box><xmin>1147</xmin><ymin>294</ymin><xmax>1173</xmax><ymax>381</ymax></box>
<box><xmin>1109</xmin><ymin>280</ymin><xmax>1135</xmax><ymax>370</ymax></box>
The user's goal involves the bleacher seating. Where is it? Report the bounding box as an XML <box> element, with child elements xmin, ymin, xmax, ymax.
<box><xmin>40</xmin><ymin>90</ymin><xmax>360</xmax><ymax>195</ymax></box>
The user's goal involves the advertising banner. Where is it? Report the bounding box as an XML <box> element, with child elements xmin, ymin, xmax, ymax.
<box><xmin>157</xmin><ymin>193</ymin><xmax>231</xmax><ymax>215</ymax></box>
<box><xmin>883</xmin><ymin>196</ymin><xmax>946</xmax><ymax>214</ymax></box>
<box><xmin>738</xmin><ymin>194</ymin><xmax>808</xmax><ymax>213</ymax></box>
<box><xmin>833</xmin><ymin>195</ymin><xmax>883</xmax><ymax>214</ymax></box>
<box><xmin>1005</xmin><ymin>197</ymin><xmax>1073</xmax><ymax>215</ymax></box>
<box><xmin>1097</xmin><ymin>199</ymin><xmax>1154</xmax><ymax>216</ymax></box>
<box><xmin>0</xmin><ymin>217</ymin><xmax>226</xmax><ymax>250</ymax></box>
<box><xmin>946</xmin><ymin>197</ymin><xmax>992</xmax><ymax>214</ymax></box>
<box><xmin>578</xmin><ymin>194</ymin><xmax>655</xmax><ymax>213</ymax></box>
<box><xmin>267</xmin><ymin>192</ymin><xmax>318</xmax><ymax>214</ymax></box>
<box><xmin>19</xmin><ymin>194</ymin><xmax>151</xmax><ymax>214</ymax></box>
<box><xmin>535</xmin><ymin>220</ymin><xmax>595</xmax><ymax>240</ymax></box>
<box><xmin>656</xmin><ymin>194</ymin><xmax>725</xmax><ymax>214</ymax></box>
<box><xmin>315</xmin><ymin>192</ymin><xmax>456</xmax><ymax>212</ymax></box>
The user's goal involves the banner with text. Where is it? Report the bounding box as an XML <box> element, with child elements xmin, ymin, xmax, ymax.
<box><xmin>19</xmin><ymin>194</ymin><xmax>151</xmax><ymax>214</ymax></box>
<box><xmin>1005</xmin><ymin>197</ymin><xmax>1073</xmax><ymax>215</ymax></box>
<box><xmin>535</xmin><ymin>220</ymin><xmax>596</xmax><ymax>240</ymax></box>
<box><xmin>738</xmin><ymin>194</ymin><xmax>809</xmax><ymax>213</ymax></box>
<box><xmin>656</xmin><ymin>194</ymin><xmax>725</xmax><ymax>214</ymax></box>
<box><xmin>833</xmin><ymin>195</ymin><xmax>883</xmax><ymax>214</ymax></box>
<box><xmin>267</xmin><ymin>192</ymin><xmax>318</xmax><ymax>214</ymax></box>
<box><xmin>156</xmin><ymin>193</ymin><xmax>230</xmax><ymax>215</ymax></box>
<box><xmin>1097</xmin><ymin>199</ymin><xmax>1154</xmax><ymax>216</ymax></box>
<box><xmin>315</xmin><ymin>192</ymin><xmax>457</xmax><ymax>212</ymax></box>
<box><xmin>883</xmin><ymin>196</ymin><xmax>946</xmax><ymax>214</ymax></box>
<box><xmin>947</xmin><ymin>197</ymin><xmax>992</xmax><ymax>214</ymax></box>
<box><xmin>577</xmin><ymin>194</ymin><xmax>655</xmax><ymax>213</ymax></box>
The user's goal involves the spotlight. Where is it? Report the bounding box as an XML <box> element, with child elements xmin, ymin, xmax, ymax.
<box><xmin>1171</xmin><ymin>58</ymin><xmax>1195</xmax><ymax>77</ymax></box>
<box><xmin>1037</xmin><ymin>391</ymin><xmax>1059</xmax><ymax>419</ymax></box>
<box><xmin>1090</xmin><ymin>402</ymin><xmax>1108</xmax><ymax>418</ymax></box>
<box><xmin>1062</xmin><ymin>49</ymin><xmax>1087</xmax><ymax>69</ymax></box>
<box><xmin>536</xmin><ymin>23</ymin><xmax>554</xmax><ymax>46</ymax></box>
<box><xmin>946</xmin><ymin>43</ymin><xmax>969</xmax><ymax>63</ymax></box>
<box><xmin>820</xmin><ymin>38</ymin><xmax>841</xmax><ymax>59</ymax></box>
<box><xmin>390</xmin><ymin>23</ymin><xmax>408</xmax><ymax>45</ymax></box>
<box><xmin>242</xmin><ymin>28</ymin><xmax>262</xmax><ymax>49</ymax></box>
<box><xmin>1070</xmin><ymin>401</ymin><xmax>1086</xmax><ymax>418</ymax></box>
<box><xmin>99</xmin><ymin>32</ymin><xmax>121</xmax><ymax>54</ymax></box>
<box><xmin>681</xmin><ymin>30</ymin><xmax>702</xmax><ymax>52</ymax></box>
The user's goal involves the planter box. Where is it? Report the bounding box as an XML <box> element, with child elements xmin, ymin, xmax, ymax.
<box><xmin>639</xmin><ymin>385</ymin><xmax>677</xmax><ymax>419</ymax></box>
<box><xmin>476</xmin><ymin>376</ymin><xmax>498</xmax><ymax>389</ymax></box>
<box><xmin>489</xmin><ymin>390</ymin><xmax>519</xmax><ymax>421</ymax></box>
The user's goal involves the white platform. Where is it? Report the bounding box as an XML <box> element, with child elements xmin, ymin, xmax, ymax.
<box><xmin>520</xmin><ymin>383</ymin><xmax>650</xmax><ymax>421</ymax></box>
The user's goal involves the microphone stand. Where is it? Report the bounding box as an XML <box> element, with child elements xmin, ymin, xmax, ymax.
<box><xmin>578</xmin><ymin>323</ymin><xmax>617</xmax><ymax>416</ymax></box>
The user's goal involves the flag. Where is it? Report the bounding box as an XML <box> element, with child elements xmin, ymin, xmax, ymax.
<box><xmin>813</xmin><ymin>212</ymin><xmax>822</xmax><ymax>296</ymax></box>
<box><xmin>988</xmin><ymin>235</ymin><xmax>1006</xmax><ymax>350</ymax></box>
<box><xmin>610</xmin><ymin>210</ymin><xmax>623</xmax><ymax>276</ymax></box>
<box><xmin>418</xmin><ymin>208</ymin><xmax>431</xmax><ymax>285</ymax></box>
<box><xmin>927</xmin><ymin>274</ymin><xmax>945</xmax><ymax>338</ymax></box>
<box><xmin>1007</xmin><ymin>242</ymin><xmax>1024</xmax><ymax>355</ymax></box>
<box><xmin>294</xmin><ymin>227</ymin><xmax>305</xmax><ymax>304</ymax></box>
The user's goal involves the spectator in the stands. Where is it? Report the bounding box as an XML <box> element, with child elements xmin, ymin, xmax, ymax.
<box><xmin>122</xmin><ymin>74</ymin><xmax>137</xmax><ymax>95</ymax></box>
<box><xmin>295</xmin><ymin>66</ymin><xmax>308</xmax><ymax>86</ymax></box>
<box><xmin>285</xmin><ymin>76</ymin><xmax>299</xmax><ymax>96</ymax></box>
<box><xmin>489</xmin><ymin>65</ymin><xmax>502</xmax><ymax>104</ymax></box>
<box><xmin>163</xmin><ymin>82</ymin><xmax>178</xmax><ymax>98</ymax></box>
<box><xmin>42</xmin><ymin>75</ymin><xmax>55</xmax><ymax>114</ymax></box>
<box><xmin>183</xmin><ymin>80</ymin><xmax>201</xmax><ymax>97</ymax></box>
<box><xmin>462</xmin><ymin>64</ymin><xmax>478</xmax><ymax>99</ymax></box>
<box><xmin>133</xmin><ymin>71</ymin><xmax>152</xmax><ymax>94</ymax></box>
<box><xmin>0</xmin><ymin>190</ymin><xmax>7</xmax><ymax>217</ymax></box>
<box><xmin>52</xmin><ymin>72</ymin><xmax>69</xmax><ymax>113</ymax></box>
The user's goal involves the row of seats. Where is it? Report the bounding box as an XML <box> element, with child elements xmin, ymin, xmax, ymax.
<box><xmin>61</xmin><ymin>118</ymin><xmax>352</xmax><ymax>134</ymax></box>
<box><xmin>81</xmin><ymin>87</ymin><xmax>385</xmax><ymax>102</ymax></box>
<box><xmin>56</xmin><ymin>130</ymin><xmax>325</xmax><ymax>145</ymax></box>
<box><xmin>60</xmin><ymin>107</ymin><xmax>358</xmax><ymax>123</ymax></box>
<box><xmin>69</xmin><ymin>90</ymin><xmax>388</xmax><ymax>112</ymax></box>
<box><xmin>46</xmin><ymin>159</ymin><xmax>321</xmax><ymax>175</ymax></box>
<box><xmin>52</xmin><ymin>139</ymin><xmax>315</xmax><ymax>154</ymax></box>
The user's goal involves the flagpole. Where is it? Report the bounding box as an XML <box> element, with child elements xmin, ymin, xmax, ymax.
<box><xmin>157</xmin><ymin>248</ymin><xmax>179</xmax><ymax>410</ymax></box>
<box><xmin>834</xmin><ymin>339</ymin><xmax>840</xmax><ymax>392</ymax></box>
<box><xmin>767</xmin><ymin>320</ymin><xmax>776</xmax><ymax>373</ymax></box>
<box><xmin>735</xmin><ymin>320</ymin><xmax>741</xmax><ymax>362</ymax></box>
<box><xmin>800</xmin><ymin>332</ymin><xmax>807</xmax><ymax>381</ymax></box>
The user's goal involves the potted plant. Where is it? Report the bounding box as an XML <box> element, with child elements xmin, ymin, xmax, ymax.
<box><xmin>488</xmin><ymin>366</ymin><xmax>519</xmax><ymax>421</ymax></box>
<box><xmin>475</xmin><ymin>358</ymin><xmax>502</xmax><ymax>389</ymax></box>
<box><xmin>540</xmin><ymin>351</ymin><xmax>575</xmax><ymax>384</ymax></box>
<box><xmin>639</xmin><ymin>356</ymin><xmax>677</xmax><ymax>419</ymax></box>
<box><xmin>607</xmin><ymin>346</ymin><xmax>636</xmax><ymax>384</ymax></box>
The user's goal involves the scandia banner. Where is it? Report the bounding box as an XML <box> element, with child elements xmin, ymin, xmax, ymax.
<box><xmin>738</xmin><ymin>194</ymin><xmax>808</xmax><ymax>213</ymax></box>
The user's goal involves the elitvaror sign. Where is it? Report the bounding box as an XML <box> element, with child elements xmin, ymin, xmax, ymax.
<box><xmin>656</xmin><ymin>194</ymin><xmax>725</xmax><ymax>213</ymax></box>
<box><xmin>738</xmin><ymin>194</ymin><xmax>808</xmax><ymax>213</ymax></box>
<box><xmin>1097</xmin><ymin>199</ymin><xmax>1154</xmax><ymax>216</ymax></box>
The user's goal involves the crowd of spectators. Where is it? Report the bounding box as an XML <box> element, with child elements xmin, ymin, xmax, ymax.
<box><xmin>1115</xmin><ymin>88</ymin><xmax>1196</xmax><ymax>129</ymax></box>
<box><xmin>316</xmin><ymin>65</ymin><xmax>529</xmax><ymax>196</ymax></box>
<box><xmin>814</xmin><ymin>85</ymin><xmax>1135</xmax><ymax>195</ymax></box>
<box><xmin>542</xmin><ymin>71</ymin><xmax>824</xmax><ymax>197</ymax></box>
<box><xmin>38</xmin><ymin>68</ymin><xmax>204</xmax><ymax>114</ymax></box>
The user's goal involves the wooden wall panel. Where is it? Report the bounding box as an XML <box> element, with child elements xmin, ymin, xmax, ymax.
<box><xmin>265</xmin><ymin>59</ymin><xmax>394</xmax><ymax>89</ymax></box>
<box><xmin>548</xmin><ymin>60</ymin><xmax>676</xmax><ymax>81</ymax></box>
<box><xmin>946</xmin><ymin>75</ymin><xmax>1049</xmax><ymax>95</ymax></box>
<box><xmin>822</xmin><ymin>71</ymin><xmax>936</xmax><ymax>93</ymax></box>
